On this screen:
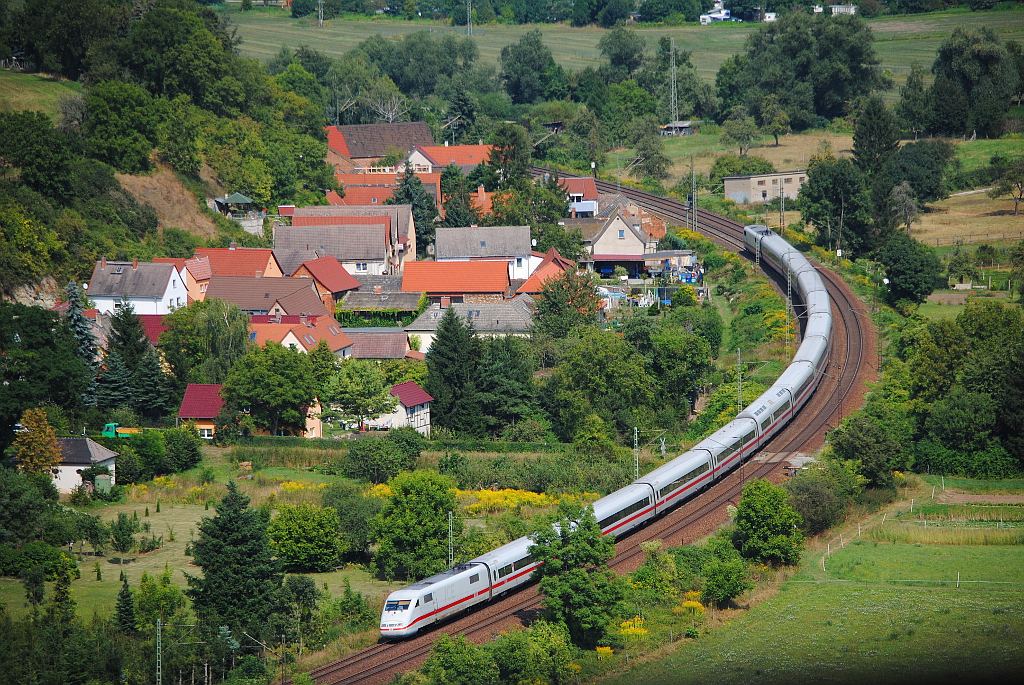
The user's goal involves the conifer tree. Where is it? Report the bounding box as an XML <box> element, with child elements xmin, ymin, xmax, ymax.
<box><xmin>853</xmin><ymin>96</ymin><xmax>900</xmax><ymax>178</ymax></box>
<box><xmin>63</xmin><ymin>281</ymin><xmax>98</xmax><ymax>405</ymax></box>
<box><xmin>96</xmin><ymin>353</ymin><xmax>133</xmax><ymax>411</ymax></box>
<box><xmin>115</xmin><ymin>581</ymin><xmax>136</xmax><ymax>634</ymax></box>
<box><xmin>185</xmin><ymin>481</ymin><xmax>283</xmax><ymax>634</ymax></box>
<box><xmin>109</xmin><ymin>303</ymin><xmax>149</xmax><ymax>377</ymax></box>
<box><xmin>424</xmin><ymin>307</ymin><xmax>484</xmax><ymax>436</ymax></box>
<box><xmin>440</xmin><ymin>163</ymin><xmax>480</xmax><ymax>228</ymax></box>
<box><xmin>477</xmin><ymin>336</ymin><xmax>537</xmax><ymax>436</ymax></box>
<box><xmin>132</xmin><ymin>347</ymin><xmax>174</xmax><ymax>419</ymax></box>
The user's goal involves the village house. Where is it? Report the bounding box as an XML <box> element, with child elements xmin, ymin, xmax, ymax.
<box><xmin>249</xmin><ymin>313</ymin><xmax>355</xmax><ymax>357</ymax></box>
<box><xmin>404</xmin><ymin>143</ymin><xmax>493</xmax><ymax>174</ymax></box>
<box><xmin>342</xmin><ymin>328</ymin><xmax>412</xmax><ymax>360</ymax></box>
<box><xmin>154</xmin><ymin>255</ymin><xmax>212</xmax><ymax>302</ymax></box>
<box><xmin>364</xmin><ymin>381</ymin><xmax>433</xmax><ymax>435</ymax></box>
<box><xmin>405</xmin><ymin>294</ymin><xmax>535</xmax><ymax>352</ymax></box>
<box><xmin>515</xmin><ymin>247</ymin><xmax>576</xmax><ymax>295</ymax></box>
<box><xmin>598</xmin><ymin>194</ymin><xmax>667</xmax><ymax>242</ymax></box>
<box><xmin>177</xmin><ymin>383</ymin><xmax>225</xmax><ymax>438</ymax></box>
<box><xmin>53</xmin><ymin>437</ymin><xmax>117</xmax><ymax>493</ymax></box>
<box><xmin>290</xmin><ymin>256</ymin><xmax>362</xmax><ymax>308</ymax></box>
<box><xmin>195</xmin><ymin>245</ymin><xmax>284</xmax><ymax>278</ymax></box>
<box><xmin>723</xmin><ymin>170</ymin><xmax>807</xmax><ymax>204</ymax></box>
<box><xmin>560</xmin><ymin>177</ymin><xmax>600</xmax><ymax>217</ymax></box>
<box><xmin>274</xmin><ymin>223</ymin><xmax>392</xmax><ymax>276</ymax></box>
<box><xmin>330</xmin><ymin>172</ymin><xmax>443</xmax><ymax>212</ymax></box>
<box><xmin>88</xmin><ymin>258</ymin><xmax>188</xmax><ymax>315</ymax></box>
<box><xmin>287</xmin><ymin>204</ymin><xmax>416</xmax><ymax>268</ymax></box>
<box><xmin>434</xmin><ymin>226</ymin><xmax>536</xmax><ymax>280</ymax></box>
<box><xmin>324</xmin><ymin>122</ymin><xmax>434</xmax><ymax>172</ymax></box>
<box><xmin>562</xmin><ymin>209</ymin><xmax>658</xmax><ymax>278</ymax></box>
<box><xmin>402</xmin><ymin>260</ymin><xmax>510</xmax><ymax>304</ymax></box>
<box><xmin>204</xmin><ymin>276</ymin><xmax>329</xmax><ymax>316</ymax></box>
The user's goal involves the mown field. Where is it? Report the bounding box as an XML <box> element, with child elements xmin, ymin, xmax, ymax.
<box><xmin>224</xmin><ymin>7</ymin><xmax>1024</xmax><ymax>88</ymax></box>
<box><xmin>0</xmin><ymin>70</ymin><xmax>82</xmax><ymax>116</ymax></box>
<box><xmin>602</xmin><ymin>476</ymin><xmax>1024</xmax><ymax>685</ymax></box>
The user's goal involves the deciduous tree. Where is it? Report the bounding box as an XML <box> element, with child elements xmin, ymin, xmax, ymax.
<box><xmin>370</xmin><ymin>470</ymin><xmax>459</xmax><ymax>580</ymax></box>
<box><xmin>732</xmin><ymin>478</ymin><xmax>804</xmax><ymax>566</ymax></box>
<box><xmin>13</xmin><ymin>408</ymin><xmax>61</xmax><ymax>477</ymax></box>
<box><xmin>321</xmin><ymin>358</ymin><xmax>398</xmax><ymax>429</ymax></box>
<box><xmin>268</xmin><ymin>504</ymin><xmax>347</xmax><ymax>573</ymax></box>
<box><xmin>720</xmin><ymin>107</ymin><xmax>760</xmax><ymax>157</ymax></box>
<box><xmin>988</xmin><ymin>156</ymin><xmax>1024</xmax><ymax>216</ymax></box>
<box><xmin>759</xmin><ymin>94</ymin><xmax>791</xmax><ymax>147</ymax></box>
<box><xmin>159</xmin><ymin>298</ymin><xmax>251</xmax><ymax>387</ymax></box>
<box><xmin>535</xmin><ymin>269</ymin><xmax>600</xmax><ymax>339</ymax></box>
<box><xmin>879</xmin><ymin>231</ymin><xmax>942</xmax><ymax>305</ymax></box>
<box><xmin>528</xmin><ymin>501</ymin><xmax>622</xmax><ymax>648</ymax></box>
<box><xmin>386</xmin><ymin>165</ymin><xmax>438</xmax><ymax>257</ymax></box>
<box><xmin>222</xmin><ymin>342</ymin><xmax>316</xmax><ymax>436</ymax></box>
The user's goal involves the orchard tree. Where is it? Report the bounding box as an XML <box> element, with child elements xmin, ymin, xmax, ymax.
<box><xmin>535</xmin><ymin>269</ymin><xmax>601</xmax><ymax>339</ymax></box>
<box><xmin>732</xmin><ymin>478</ymin><xmax>804</xmax><ymax>566</ymax></box>
<box><xmin>186</xmin><ymin>481</ymin><xmax>283</xmax><ymax>633</ymax></box>
<box><xmin>321</xmin><ymin>358</ymin><xmax>398</xmax><ymax>429</ymax></box>
<box><xmin>528</xmin><ymin>501</ymin><xmax>622</xmax><ymax>648</ymax></box>
<box><xmin>108</xmin><ymin>512</ymin><xmax>140</xmax><ymax>561</ymax></box>
<box><xmin>222</xmin><ymin>342</ymin><xmax>316</xmax><ymax>436</ymax></box>
<box><xmin>759</xmin><ymin>95</ymin><xmax>791</xmax><ymax>147</ymax></box>
<box><xmin>13</xmin><ymin>408</ymin><xmax>62</xmax><ymax>476</ymax></box>
<box><xmin>720</xmin><ymin>107</ymin><xmax>760</xmax><ymax>157</ymax></box>
<box><xmin>988</xmin><ymin>156</ymin><xmax>1024</xmax><ymax>216</ymax></box>
<box><xmin>268</xmin><ymin>504</ymin><xmax>347</xmax><ymax>573</ymax></box>
<box><xmin>370</xmin><ymin>470</ymin><xmax>459</xmax><ymax>580</ymax></box>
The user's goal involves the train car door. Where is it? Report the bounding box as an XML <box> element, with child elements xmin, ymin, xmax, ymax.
<box><xmin>420</xmin><ymin>590</ymin><xmax>437</xmax><ymax>624</ymax></box>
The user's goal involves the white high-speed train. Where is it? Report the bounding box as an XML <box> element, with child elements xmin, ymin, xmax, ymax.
<box><xmin>380</xmin><ymin>225</ymin><xmax>832</xmax><ymax>638</ymax></box>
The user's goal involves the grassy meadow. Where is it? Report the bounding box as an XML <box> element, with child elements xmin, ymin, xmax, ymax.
<box><xmin>0</xmin><ymin>70</ymin><xmax>82</xmax><ymax>116</ymax></box>
<box><xmin>223</xmin><ymin>7</ymin><xmax>1024</xmax><ymax>88</ymax></box>
<box><xmin>599</xmin><ymin>476</ymin><xmax>1024</xmax><ymax>685</ymax></box>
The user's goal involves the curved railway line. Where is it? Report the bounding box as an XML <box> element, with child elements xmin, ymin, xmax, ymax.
<box><xmin>308</xmin><ymin>172</ymin><xmax>875</xmax><ymax>685</ymax></box>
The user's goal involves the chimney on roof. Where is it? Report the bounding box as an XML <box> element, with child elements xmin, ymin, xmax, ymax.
<box><xmin>478</xmin><ymin>186</ymin><xmax>485</xmax><ymax>200</ymax></box>
<box><xmin>229</xmin><ymin>241</ymin><xmax>237</xmax><ymax>250</ymax></box>
<box><xmin>299</xmin><ymin>314</ymin><xmax>307</xmax><ymax>325</ymax></box>
<box><xmin>478</xmin><ymin>139</ymin><xmax>483</xmax><ymax>145</ymax></box>
<box><xmin>101</xmin><ymin>256</ymin><xmax>106</xmax><ymax>269</ymax></box>
<box><xmin>444</xmin><ymin>140</ymin><xmax>449</xmax><ymax>147</ymax></box>
<box><xmin>132</xmin><ymin>258</ymin><xmax>138</xmax><ymax>270</ymax></box>
<box><xmin>255</xmin><ymin>271</ymin><xmax>263</xmax><ymax>278</ymax></box>
<box><xmin>440</xmin><ymin>296</ymin><xmax>451</xmax><ymax>309</ymax></box>
<box><xmin>373</xmin><ymin>285</ymin><xmax>383</xmax><ymax>294</ymax></box>
<box><xmin>571</xmin><ymin>208</ymin><xmax>576</xmax><ymax>218</ymax></box>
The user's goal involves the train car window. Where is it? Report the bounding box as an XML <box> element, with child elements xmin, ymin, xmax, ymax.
<box><xmin>513</xmin><ymin>554</ymin><xmax>535</xmax><ymax>571</ymax></box>
<box><xmin>415</xmin><ymin>600</ymin><xmax>419</xmax><ymax>607</ymax></box>
<box><xmin>385</xmin><ymin>600</ymin><xmax>411</xmax><ymax>611</ymax></box>
<box><xmin>498</xmin><ymin>563</ymin><xmax>514</xmax><ymax>578</ymax></box>
<box><xmin>760</xmin><ymin>416</ymin><xmax>772</xmax><ymax>431</ymax></box>
<box><xmin>424</xmin><ymin>593</ymin><xmax>433</xmax><ymax>603</ymax></box>
<box><xmin>743</xmin><ymin>431</ymin><xmax>755</xmax><ymax>445</ymax></box>
<box><xmin>772</xmin><ymin>400</ymin><xmax>791</xmax><ymax>421</ymax></box>
<box><xmin>658</xmin><ymin>462</ymin><xmax>710</xmax><ymax>498</ymax></box>
<box><xmin>599</xmin><ymin>497</ymin><xmax>651</xmax><ymax>529</ymax></box>
<box><xmin>470</xmin><ymin>574</ymin><xmax>479</xmax><ymax>584</ymax></box>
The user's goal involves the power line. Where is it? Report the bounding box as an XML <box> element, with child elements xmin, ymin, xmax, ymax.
<box><xmin>669</xmin><ymin>37</ymin><xmax>678</xmax><ymax>125</ymax></box>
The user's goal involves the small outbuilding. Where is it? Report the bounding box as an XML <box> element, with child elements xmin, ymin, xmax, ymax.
<box><xmin>54</xmin><ymin>437</ymin><xmax>118</xmax><ymax>493</ymax></box>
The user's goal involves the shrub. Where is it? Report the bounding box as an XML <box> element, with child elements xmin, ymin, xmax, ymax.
<box><xmin>164</xmin><ymin>426</ymin><xmax>203</xmax><ymax>472</ymax></box>
<box><xmin>344</xmin><ymin>437</ymin><xmax>416</xmax><ymax>484</ymax></box>
<box><xmin>0</xmin><ymin>541</ymin><xmax>76</xmax><ymax>580</ymax></box>
<box><xmin>322</xmin><ymin>482</ymin><xmax>383</xmax><ymax>559</ymax></box>
<box><xmin>268</xmin><ymin>504</ymin><xmax>347</xmax><ymax>573</ymax></box>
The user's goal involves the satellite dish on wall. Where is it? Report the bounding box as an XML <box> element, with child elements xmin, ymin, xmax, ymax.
<box><xmin>531</xmin><ymin>239</ymin><xmax>537</xmax><ymax>247</ymax></box>
<box><xmin>427</xmin><ymin>244</ymin><xmax>435</xmax><ymax>255</ymax></box>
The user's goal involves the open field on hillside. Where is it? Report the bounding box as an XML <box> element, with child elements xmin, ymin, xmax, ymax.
<box><xmin>915</xmin><ymin>190</ymin><xmax>1024</xmax><ymax>247</ymax></box>
<box><xmin>225</xmin><ymin>8</ymin><xmax>1024</xmax><ymax>88</ymax></box>
<box><xmin>0</xmin><ymin>70</ymin><xmax>81</xmax><ymax>116</ymax></box>
<box><xmin>602</xmin><ymin>477</ymin><xmax>1024</xmax><ymax>685</ymax></box>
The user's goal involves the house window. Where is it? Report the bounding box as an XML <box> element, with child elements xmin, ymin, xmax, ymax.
<box><xmin>771</xmin><ymin>179</ymin><xmax>778</xmax><ymax>185</ymax></box>
<box><xmin>249</xmin><ymin>332</ymin><xmax>257</xmax><ymax>342</ymax></box>
<box><xmin>198</xmin><ymin>428</ymin><xmax>213</xmax><ymax>439</ymax></box>
<box><xmin>176</xmin><ymin>297</ymin><xmax>182</xmax><ymax>307</ymax></box>
<box><xmin>114</xmin><ymin>298</ymin><xmax>123</xmax><ymax>308</ymax></box>
<box><xmin>799</xmin><ymin>177</ymin><xmax>805</xmax><ymax>182</ymax></box>
<box><xmin>480</xmin><ymin>241</ymin><xmax>486</xmax><ymax>247</ymax></box>
<box><xmin>515</xmin><ymin>258</ymin><xmax>523</xmax><ymax>268</ymax></box>
<box><xmin>200</xmin><ymin>283</ymin><xmax>207</xmax><ymax>292</ymax></box>
<box><xmin>618</xmin><ymin>229</ymin><xmax>625</xmax><ymax>239</ymax></box>
<box><xmin>371</xmin><ymin>198</ymin><xmax>378</xmax><ymax>203</ymax></box>
<box><xmin>784</xmin><ymin>178</ymin><xmax>793</xmax><ymax>184</ymax></box>
<box><xmin>356</xmin><ymin>263</ymin><xmax>368</xmax><ymax>272</ymax></box>
<box><xmin>173</xmin><ymin>279</ymin><xmax>178</xmax><ymax>288</ymax></box>
<box><xmin>757</xmin><ymin>180</ymin><xmax>766</xmax><ymax>186</ymax></box>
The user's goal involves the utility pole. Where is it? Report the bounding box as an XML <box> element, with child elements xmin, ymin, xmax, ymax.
<box><xmin>691</xmin><ymin>158</ymin><xmax>698</xmax><ymax>232</ymax></box>
<box><xmin>633</xmin><ymin>427</ymin><xmax>639</xmax><ymax>480</ymax></box>
<box><xmin>448</xmin><ymin>511</ymin><xmax>454</xmax><ymax>568</ymax></box>
<box><xmin>737</xmin><ymin>348</ymin><xmax>742</xmax><ymax>409</ymax></box>
<box><xmin>156</xmin><ymin>618</ymin><xmax>162</xmax><ymax>685</ymax></box>
<box><xmin>466</xmin><ymin>0</ymin><xmax>473</xmax><ymax>35</ymax></box>
<box><xmin>779</xmin><ymin>193</ymin><xmax>785</xmax><ymax>232</ymax></box>
<box><xmin>669</xmin><ymin>38</ymin><xmax>678</xmax><ymax>125</ymax></box>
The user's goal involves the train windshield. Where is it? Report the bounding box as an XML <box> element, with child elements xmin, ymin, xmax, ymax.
<box><xmin>384</xmin><ymin>599</ymin><xmax>411</xmax><ymax>612</ymax></box>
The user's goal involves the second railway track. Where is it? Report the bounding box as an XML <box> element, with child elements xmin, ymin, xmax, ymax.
<box><xmin>310</xmin><ymin>171</ymin><xmax>875</xmax><ymax>685</ymax></box>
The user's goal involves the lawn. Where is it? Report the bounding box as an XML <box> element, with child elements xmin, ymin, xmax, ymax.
<box><xmin>601</xmin><ymin>493</ymin><xmax>1024</xmax><ymax>685</ymax></box>
<box><xmin>222</xmin><ymin>7</ymin><xmax>1024</xmax><ymax>88</ymax></box>
<box><xmin>0</xmin><ymin>71</ymin><xmax>82</xmax><ymax>117</ymax></box>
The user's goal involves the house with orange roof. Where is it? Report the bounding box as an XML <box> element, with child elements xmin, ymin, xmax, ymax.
<box><xmin>249</xmin><ymin>313</ymin><xmax>354</xmax><ymax>357</ymax></box>
<box><xmin>154</xmin><ymin>255</ymin><xmax>211</xmax><ymax>302</ymax></box>
<box><xmin>290</xmin><ymin>256</ymin><xmax>362</xmax><ymax>308</ymax></box>
<box><xmin>517</xmin><ymin>248</ymin><xmax>577</xmax><ymax>295</ymax></box>
<box><xmin>283</xmin><ymin>204</ymin><xmax>416</xmax><ymax>270</ymax></box>
<box><xmin>401</xmin><ymin>260</ymin><xmax>510</xmax><ymax>304</ymax></box>
<box><xmin>331</xmin><ymin>171</ymin><xmax>443</xmax><ymax>211</ymax></box>
<box><xmin>559</xmin><ymin>177</ymin><xmax>600</xmax><ymax>217</ymax></box>
<box><xmin>406</xmin><ymin>144</ymin><xmax>492</xmax><ymax>174</ymax></box>
<box><xmin>470</xmin><ymin>185</ymin><xmax>494</xmax><ymax>215</ymax></box>
<box><xmin>195</xmin><ymin>245</ymin><xmax>283</xmax><ymax>278</ymax></box>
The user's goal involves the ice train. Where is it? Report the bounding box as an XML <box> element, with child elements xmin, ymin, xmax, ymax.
<box><xmin>380</xmin><ymin>225</ymin><xmax>832</xmax><ymax>638</ymax></box>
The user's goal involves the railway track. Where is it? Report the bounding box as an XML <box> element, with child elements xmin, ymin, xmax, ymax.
<box><xmin>309</xmin><ymin>171</ymin><xmax>873</xmax><ymax>685</ymax></box>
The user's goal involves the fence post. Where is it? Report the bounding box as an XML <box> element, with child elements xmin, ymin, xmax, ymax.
<box><xmin>956</xmin><ymin>572</ymin><xmax>960</xmax><ymax>589</ymax></box>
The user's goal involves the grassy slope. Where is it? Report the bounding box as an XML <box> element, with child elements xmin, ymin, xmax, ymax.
<box><xmin>0</xmin><ymin>71</ymin><xmax>82</xmax><ymax>117</ymax></box>
<box><xmin>603</xmin><ymin>480</ymin><xmax>1024</xmax><ymax>685</ymax></box>
<box><xmin>225</xmin><ymin>8</ymin><xmax>1024</xmax><ymax>88</ymax></box>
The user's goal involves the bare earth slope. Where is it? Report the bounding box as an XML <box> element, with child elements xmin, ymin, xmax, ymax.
<box><xmin>115</xmin><ymin>164</ymin><xmax>219</xmax><ymax>238</ymax></box>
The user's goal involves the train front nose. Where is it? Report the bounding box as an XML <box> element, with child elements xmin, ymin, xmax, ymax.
<box><xmin>380</xmin><ymin>598</ymin><xmax>416</xmax><ymax>638</ymax></box>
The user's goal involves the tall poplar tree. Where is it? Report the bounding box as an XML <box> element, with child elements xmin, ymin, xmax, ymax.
<box><xmin>853</xmin><ymin>96</ymin><xmax>900</xmax><ymax>178</ymax></box>
<box><xmin>185</xmin><ymin>481</ymin><xmax>283</xmax><ymax>635</ymax></box>
<box><xmin>425</xmin><ymin>307</ymin><xmax>483</xmax><ymax>436</ymax></box>
<box><xmin>477</xmin><ymin>335</ymin><xmax>537</xmax><ymax>437</ymax></box>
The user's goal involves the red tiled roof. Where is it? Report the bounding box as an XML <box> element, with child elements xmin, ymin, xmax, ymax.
<box><xmin>391</xmin><ymin>381</ymin><xmax>432</xmax><ymax>407</ymax></box>
<box><xmin>335</xmin><ymin>172</ymin><xmax>399</xmax><ymax>187</ymax></box>
<box><xmin>417</xmin><ymin>144</ymin><xmax>492</xmax><ymax>168</ymax></box>
<box><xmin>334</xmin><ymin>186</ymin><xmax>395</xmax><ymax>206</ymax></box>
<box><xmin>195</xmin><ymin>248</ymin><xmax>280</xmax><ymax>278</ymax></box>
<box><xmin>561</xmin><ymin>177</ymin><xmax>599</xmax><ymax>200</ymax></box>
<box><xmin>292</xmin><ymin>214</ymin><xmax>392</xmax><ymax>233</ymax></box>
<box><xmin>183</xmin><ymin>255</ymin><xmax>212</xmax><ymax>281</ymax></box>
<box><xmin>153</xmin><ymin>257</ymin><xmax>186</xmax><ymax>271</ymax></box>
<box><xmin>296</xmin><ymin>256</ymin><xmax>362</xmax><ymax>293</ymax></box>
<box><xmin>324</xmin><ymin>126</ymin><xmax>351</xmax><ymax>157</ymax></box>
<box><xmin>402</xmin><ymin>261</ymin><xmax>510</xmax><ymax>294</ymax></box>
<box><xmin>278</xmin><ymin>205</ymin><xmax>296</xmax><ymax>217</ymax></box>
<box><xmin>405</xmin><ymin>350</ymin><xmax>426</xmax><ymax>361</ymax></box>
<box><xmin>138</xmin><ymin>314</ymin><xmax>168</xmax><ymax>345</ymax></box>
<box><xmin>472</xmin><ymin>186</ymin><xmax>493</xmax><ymax>214</ymax></box>
<box><xmin>250</xmin><ymin>315</ymin><xmax>311</xmax><ymax>324</ymax></box>
<box><xmin>518</xmin><ymin>261</ymin><xmax>567</xmax><ymax>295</ymax></box>
<box><xmin>178</xmin><ymin>384</ymin><xmax>225</xmax><ymax>419</ymax></box>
